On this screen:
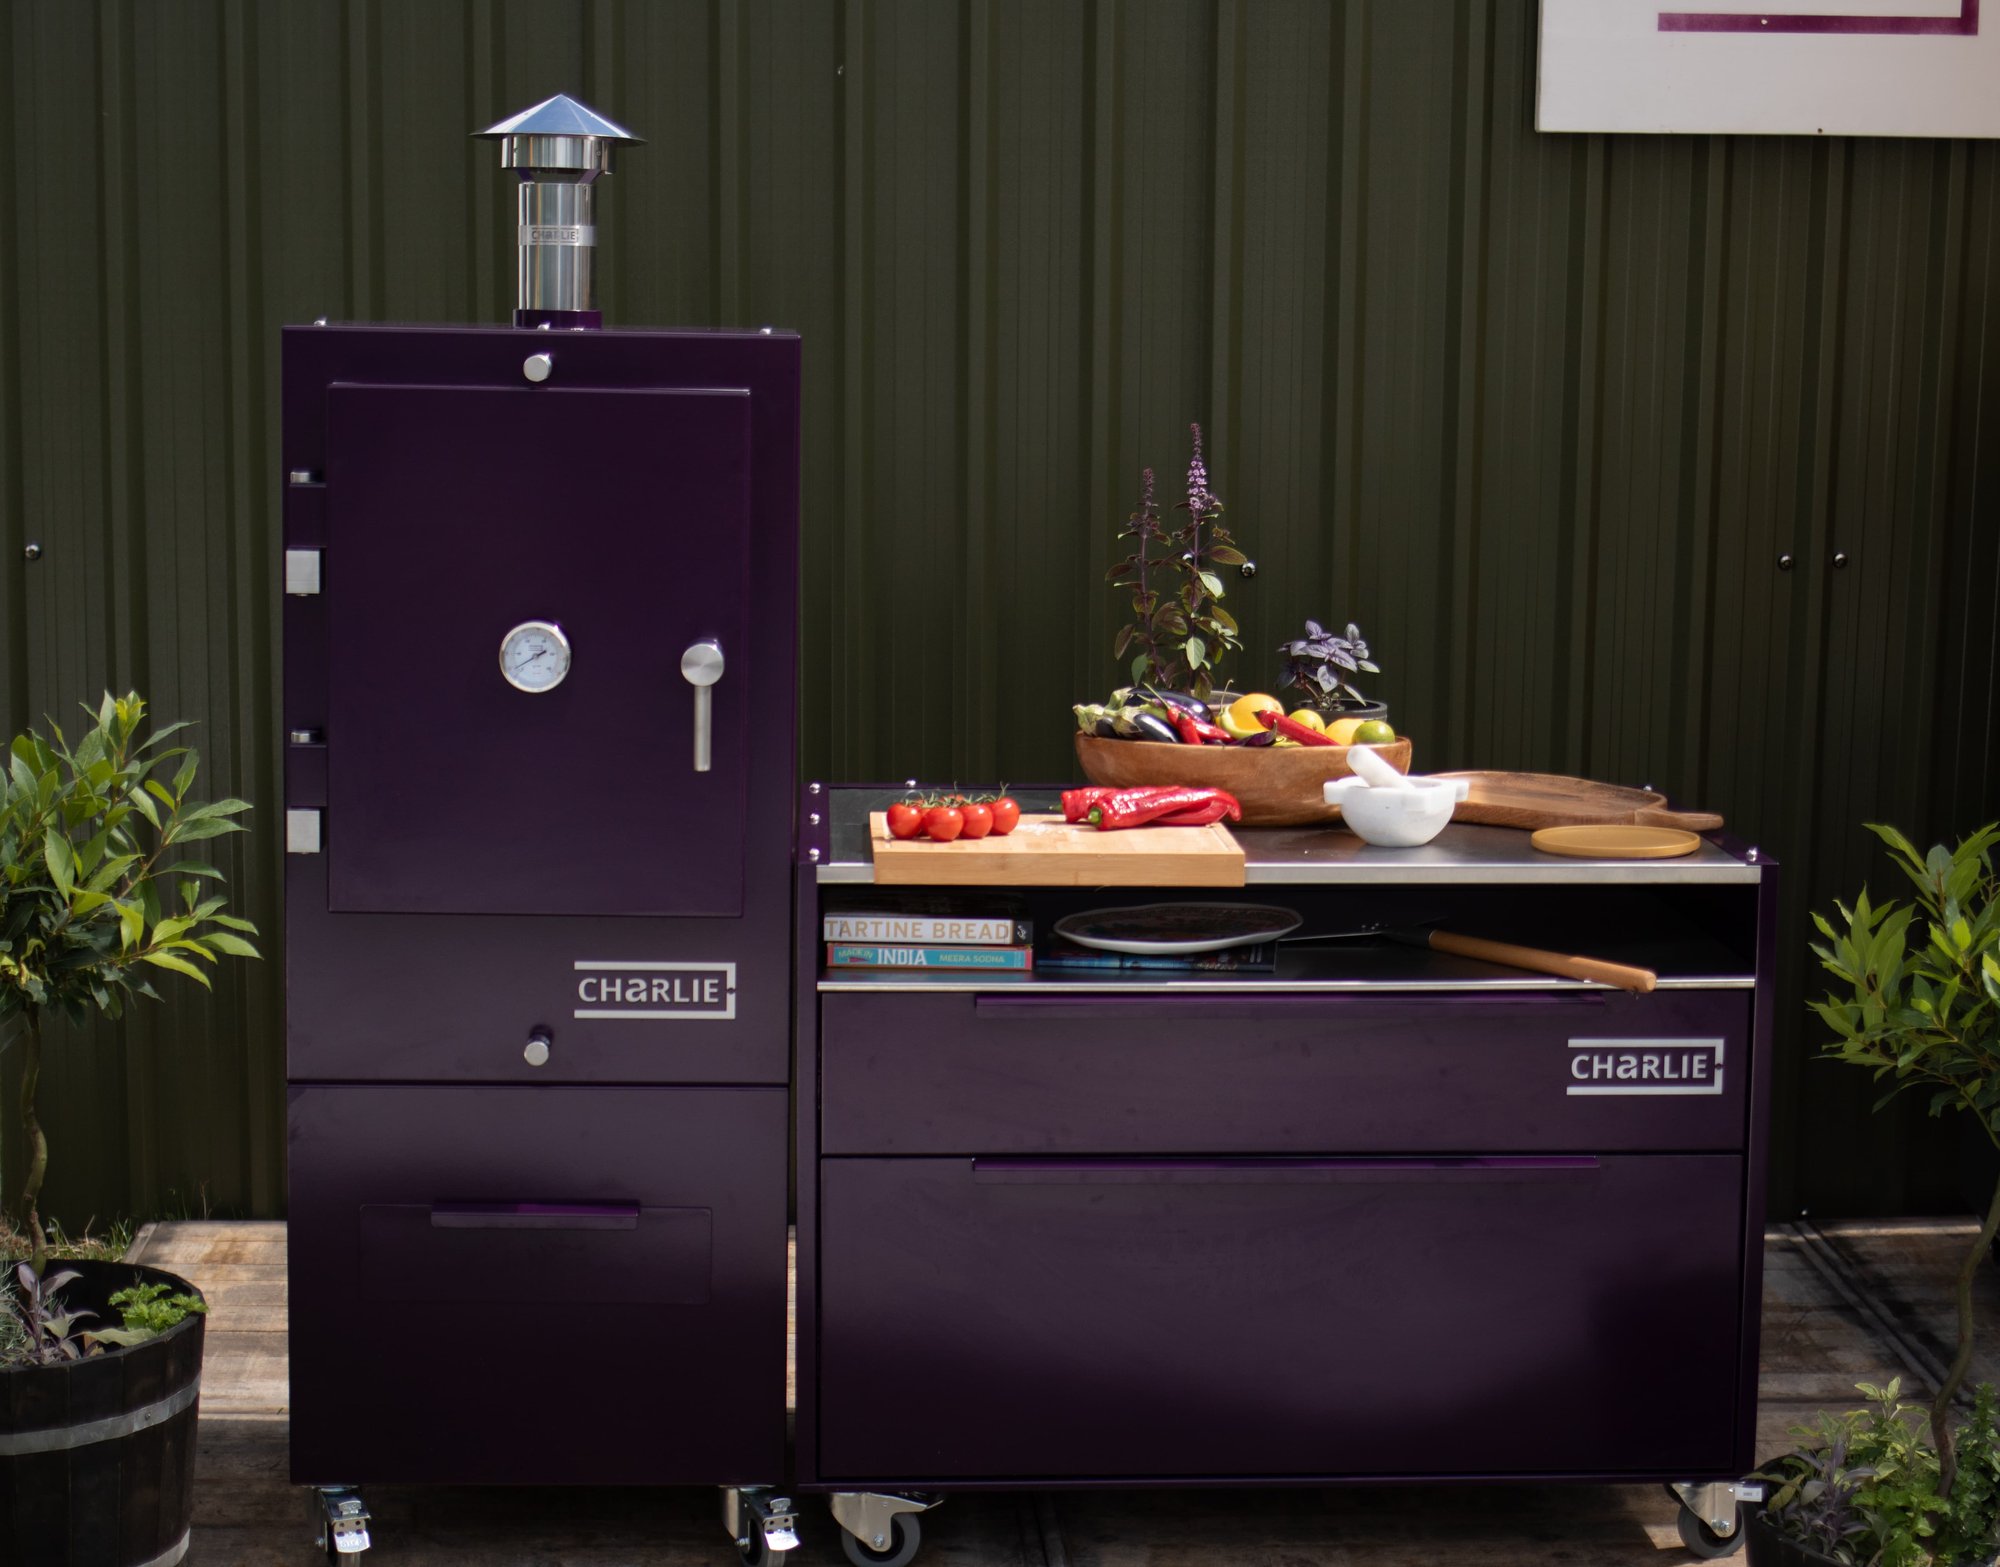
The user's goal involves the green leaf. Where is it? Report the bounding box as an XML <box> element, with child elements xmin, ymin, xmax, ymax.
<box><xmin>128</xmin><ymin>788</ymin><xmax>160</xmax><ymax>831</ymax></box>
<box><xmin>140</xmin><ymin>951</ymin><xmax>210</xmax><ymax>987</ymax></box>
<box><xmin>202</xmin><ymin>931</ymin><xmax>261</xmax><ymax>960</ymax></box>
<box><xmin>1130</xmin><ymin>653</ymin><xmax>1149</xmax><ymax>683</ymax></box>
<box><xmin>149</xmin><ymin>916</ymin><xmax>195</xmax><ymax>944</ymax></box>
<box><xmin>166</xmin><ymin>818</ymin><xmax>243</xmax><ymax>844</ymax></box>
<box><xmin>44</xmin><ymin>834</ymin><xmax>73</xmax><ymax>897</ymax></box>
<box><xmin>208</xmin><ymin>913</ymin><xmax>258</xmax><ymax>934</ymax></box>
<box><xmin>118</xmin><ymin>902</ymin><xmax>144</xmax><ymax>953</ymax></box>
<box><xmin>143</xmin><ymin>779</ymin><xmax>176</xmax><ymax>809</ymax></box>
<box><xmin>1185</xmin><ymin>634</ymin><xmax>1207</xmax><ymax>670</ymax></box>
<box><xmin>171</xmin><ymin>752</ymin><xmax>198</xmax><ymax>800</ymax></box>
<box><xmin>1197</xmin><ymin>570</ymin><xmax>1225</xmax><ymax>599</ymax></box>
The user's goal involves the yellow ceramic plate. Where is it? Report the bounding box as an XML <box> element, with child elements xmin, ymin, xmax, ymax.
<box><xmin>1530</xmin><ymin>824</ymin><xmax>1702</xmax><ymax>859</ymax></box>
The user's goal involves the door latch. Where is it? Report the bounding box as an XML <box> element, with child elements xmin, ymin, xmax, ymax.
<box><xmin>680</xmin><ymin>640</ymin><xmax>724</xmax><ymax>773</ymax></box>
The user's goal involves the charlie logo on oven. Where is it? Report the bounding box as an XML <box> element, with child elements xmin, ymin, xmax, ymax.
<box><xmin>572</xmin><ymin>961</ymin><xmax>737</xmax><ymax>1020</ymax></box>
<box><xmin>1567</xmin><ymin>1037</ymin><xmax>1723</xmax><ymax>1095</ymax></box>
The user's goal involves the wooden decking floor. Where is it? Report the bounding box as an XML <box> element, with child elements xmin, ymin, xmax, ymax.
<box><xmin>125</xmin><ymin>1217</ymin><xmax>2000</xmax><ymax>1565</ymax></box>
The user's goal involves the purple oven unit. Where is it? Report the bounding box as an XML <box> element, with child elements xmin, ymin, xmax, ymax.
<box><xmin>282</xmin><ymin>96</ymin><xmax>801</xmax><ymax>1561</ymax></box>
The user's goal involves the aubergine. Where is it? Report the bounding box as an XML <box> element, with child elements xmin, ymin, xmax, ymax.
<box><xmin>1139</xmin><ymin>685</ymin><xmax>1208</xmax><ymax>718</ymax></box>
<box><xmin>1112</xmin><ymin>709</ymin><xmax>1182</xmax><ymax>744</ymax></box>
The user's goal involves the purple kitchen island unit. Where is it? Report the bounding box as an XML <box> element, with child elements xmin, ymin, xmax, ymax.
<box><xmin>796</xmin><ymin>788</ymin><xmax>1774</xmax><ymax>1564</ymax></box>
<box><xmin>281</xmin><ymin>318</ymin><xmax>801</xmax><ymax>1560</ymax></box>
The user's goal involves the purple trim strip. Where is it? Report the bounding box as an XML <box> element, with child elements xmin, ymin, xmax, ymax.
<box><xmin>1660</xmin><ymin>0</ymin><xmax>1976</xmax><ymax>32</ymax></box>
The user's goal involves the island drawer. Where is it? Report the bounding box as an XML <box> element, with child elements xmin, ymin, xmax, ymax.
<box><xmin>816</xmin><ymin>1151</ymin><xmax>1746</xmax><ymax>1481</ymax></box>
<box><xmin>819</xmin><ymin>988</ymin><xmax>1751</xmax><ymax>1155</ymax></box>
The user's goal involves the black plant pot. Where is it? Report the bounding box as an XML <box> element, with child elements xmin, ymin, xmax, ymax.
<box><xmin>1744</xmin><ymin>1506</ymin><xmax>1840</xmax><ymax>1567</ymax></box>
<box><xmin>1</xmin><ymin>1259</ymin><xmax>205</xmax><ymax>1567</ymax></box>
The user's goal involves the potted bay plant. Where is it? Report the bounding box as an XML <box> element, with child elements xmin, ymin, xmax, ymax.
<box><xmin>1</xmin><ymin>693</ymin><xmax>258</xmax><ymax>1567</ymax></box>
<box><xmin>1749</xmin><ymin>823</ymin><xmax>2000</xmax><ymax>1566</ymax></box>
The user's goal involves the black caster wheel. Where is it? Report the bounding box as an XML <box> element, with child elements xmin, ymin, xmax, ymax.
<box><xmin>737</xmin><ymin>1529</ymin><xmax>775</xmax><ymax>1567</ymax></box>
<box><xmin>1676</xmin><ymin>1504</ymin><xmax>1745</xmax><ymax>1559</ymax></box>
<box><xmin>841</xmin><ymin>1512</ymin><xmax>922</xmax><ymax>1567</ymax></box>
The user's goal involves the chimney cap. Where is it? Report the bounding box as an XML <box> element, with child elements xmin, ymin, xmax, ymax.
<box><xmin>474</xmin><ymin>93</ymin><xmax>643</xmax><ymax>145</ymax></box>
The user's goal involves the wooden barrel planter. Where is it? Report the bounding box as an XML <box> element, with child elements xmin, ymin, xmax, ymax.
<box><xmin>1</xmin><ymin>1260</ymin><xmax>205</xmax><ymax>1567</ymax></box>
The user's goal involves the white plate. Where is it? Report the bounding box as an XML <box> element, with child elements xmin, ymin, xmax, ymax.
<box><xmin>1052</xmin><ymin>902</ymin><xmax>1303</xmax><ymax>955</ymax></box>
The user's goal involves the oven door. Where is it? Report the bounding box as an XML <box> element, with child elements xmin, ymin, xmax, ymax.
<box><xmin>323</xmin><ymin>381</ymin><xmax>752</xmax><ymax>918</ymax></box>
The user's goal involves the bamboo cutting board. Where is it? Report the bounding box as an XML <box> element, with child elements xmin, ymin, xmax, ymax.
<box><xmin>868</xmin><ymin>813</ymin><xmax>1246</xmax><ymax>887</ymax></box>
<box><xmin>1435</xmin><ymin>772</ymin><xmax>1724</xmax><ymax>832</ymax></box>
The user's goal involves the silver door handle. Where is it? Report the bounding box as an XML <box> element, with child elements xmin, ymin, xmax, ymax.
<box><xmin>680</xmin><ymin>639</ymin><xmax>724</xmax><ymax>773</ymax></box>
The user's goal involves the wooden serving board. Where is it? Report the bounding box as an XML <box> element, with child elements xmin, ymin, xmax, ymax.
<box><xmin>868</xmin><ymin>813</ymin><xmax>1246</xmax><ymax>887</ymax></box>
<box><xmin>1436</xmin><ymin>772</ymin><xmax>1724</xmax><ymax>832</ymax></box>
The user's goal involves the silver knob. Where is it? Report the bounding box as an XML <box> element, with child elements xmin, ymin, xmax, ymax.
<box><xmin>523</xmin><ymin>1033</ymin><xmax>551</xmax><ymax>1067</ymax></box>
<box><xmin>23</xmin><ymin>542</ymin><xmax>40</xmax><ymax>562</ymax></box>
<box><xmin>680</xmin><ymin>640</ymin><xmax>725</xmax><ymax>773</ymax></box>
<box><xmin>1777</xmin><ymin>553</ymin><xmax>1795</xmax><ymax>571</ymax></box>
<box><xmin>1832</xmin><ymin>550</ymin><xmax>1850</xmax><ymax>569</ymax></box>
<box><xmin>523</xmin><ymin>352</ymin><xmax>554</xmax><ymax>384</ymax></box>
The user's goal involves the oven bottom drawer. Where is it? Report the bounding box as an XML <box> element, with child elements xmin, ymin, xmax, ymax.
<box><xmin>288</xmin><ymin>1084</ymin><xmax>786</xmax><ymax>1485</ymax></box>
<box><xmin>817</xmin><ymin>1153</ymin><xmax>1746</xmax><ymax>1481</ymax></box>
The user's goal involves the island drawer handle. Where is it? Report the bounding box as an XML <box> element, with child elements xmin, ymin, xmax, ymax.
<box><xmin>970</xmin><ymin>1156</ymin><xmax>1602</xmax><ymax>1184</ymax></box>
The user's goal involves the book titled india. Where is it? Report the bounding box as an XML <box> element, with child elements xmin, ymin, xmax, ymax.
<box><xmin>822</xmin><ymin>914</ymin><xmax>1031</xmax><ymax>946</ymax></box>
<box><xmin>826</xmin><ymin>944</ymin><xmax>1034</xmax><ymax>970</ymax></box>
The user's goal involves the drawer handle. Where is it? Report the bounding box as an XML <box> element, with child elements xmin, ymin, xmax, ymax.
<box><xmin>429</xmin><ymin>1201</ymin><xmax>639</xmax><ymax>1230</ymax></box>
<box><xmin>970</xmin><ymin>1157</ymin><xmax>1600</xmax><ymax>1185</ymax></box>
<box><xmin>970</xmin><ymin>993</ymin><xmax>1610</xmax><ymax>1020</ymax></box>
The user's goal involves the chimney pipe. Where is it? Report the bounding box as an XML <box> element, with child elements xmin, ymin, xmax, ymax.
<box><xmin>474</xmin><ymin>94</ymin><xmax>643</xmax><ymax>330</ymax></box>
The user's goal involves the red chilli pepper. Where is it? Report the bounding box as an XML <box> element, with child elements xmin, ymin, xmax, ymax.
<box><xmin>1153</xmin><ymin>791</ymin><xmax>1242</xmax><ymax>827</ymax></box>
<box><xmin>1256</xmin><ymin>709</ymin><xmax>1337</xmax><ymax>747</ymax></box>
<box><xmin>1063</xmin><ymin>786</ymin><xmax>1129</xmax><ymax>823</ymax></box>
<box><xmin>1174</xmin><ymin>711</ymin><xmax>1233</xmax><ymax>746</ymax></box>
<box><xmin>1088</xmin><ymin>786</ymin><xmax>1229</xmax><ymax>830</ymax></box>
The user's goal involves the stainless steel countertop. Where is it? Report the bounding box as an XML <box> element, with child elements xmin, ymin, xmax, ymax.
<box><xmin>809</xmin><ymin>787</ymin><xmax>1764</xmax><ymax>886</ymax></box>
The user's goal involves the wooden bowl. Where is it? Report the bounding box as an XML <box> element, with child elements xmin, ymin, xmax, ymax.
<box><xmin>1074</xmin><ymin>731</ymin><xmax>1414</xmax><ymax>827</ymax></box>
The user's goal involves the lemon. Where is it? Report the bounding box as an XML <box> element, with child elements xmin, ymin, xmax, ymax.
<box><xmin>1352</xmin><ymin>719</ymin><xmax>1396</xmax><ymax>745</ymax></box>
<box><xmin>1326</xmin><ymin>717</ymin><xmax>1365</xmax><ymax>745</ymax></box>
<box><xmin>1221</xmin><ymin>692</ymin><xmax>1282</xmax><ymax>740</ymax></box>
<box><xmin>1286</xmin><ymin>709</ymin><xmax>1327</xmax><ymax>733</ymax></box>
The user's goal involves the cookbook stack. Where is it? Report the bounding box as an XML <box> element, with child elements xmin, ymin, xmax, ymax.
<box><xmin>823</xmin><ymin>912</ymin><xmax>1034</xmax><ymax>970</ymax></box>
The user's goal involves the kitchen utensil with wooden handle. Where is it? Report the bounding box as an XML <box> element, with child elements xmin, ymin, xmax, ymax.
<box><xmin>1403</xmin><ymin>929</ymin><xmax>1657</xmax><ymax>992</ymax></box>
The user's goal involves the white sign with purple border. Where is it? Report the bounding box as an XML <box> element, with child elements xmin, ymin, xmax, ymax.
<box><xmin>1539</xmin><ymin>0</ymin><xmax>2000</xmax><ymax>138</ymax></box>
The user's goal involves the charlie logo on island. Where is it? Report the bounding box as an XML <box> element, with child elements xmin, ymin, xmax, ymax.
<box><xmin>1567</xmin><ymin>1038</ymin><xmax>1724</xmax><ymax>1096</ymax></box>
<box><xmin>573</xmin><ymin>961</ymin><xmax>737</xmax><ymax>1020</ymax></box>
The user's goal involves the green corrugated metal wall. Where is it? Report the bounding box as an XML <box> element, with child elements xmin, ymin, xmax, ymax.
<box><xmin>2</xmin><ymin>0</ymin><xmax>1996</xmax><ymax>1226</ymax></box>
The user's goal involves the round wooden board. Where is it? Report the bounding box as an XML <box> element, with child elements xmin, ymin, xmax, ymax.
<box><xmin>1530</xmin><ymin>824</ymin><xmax>1702</xmax><ymax>859</ymax></box>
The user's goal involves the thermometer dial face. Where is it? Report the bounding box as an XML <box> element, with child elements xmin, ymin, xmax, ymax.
<box><xmin>498</xmin><ymin>620</ymin><xmax>572</xmax><ymax>693</ymax></box>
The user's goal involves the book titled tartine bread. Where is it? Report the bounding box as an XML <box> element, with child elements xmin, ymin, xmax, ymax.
<box><xmin>822</xmin><ymin>913</ymin><xmax>1030</xmax><ymax>946</ymax></box>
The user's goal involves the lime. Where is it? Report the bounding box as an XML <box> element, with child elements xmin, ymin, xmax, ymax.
<box><xmin>1352</xmin><ymin>719</ymin><xmax>1396</xmax><ymax>745</ymax></box>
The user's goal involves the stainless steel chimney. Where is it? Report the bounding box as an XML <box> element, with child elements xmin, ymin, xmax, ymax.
<box><xmin>475</xmin><ymin>93</ymin><xmax>643</xmax><ymax>329</ymax></box>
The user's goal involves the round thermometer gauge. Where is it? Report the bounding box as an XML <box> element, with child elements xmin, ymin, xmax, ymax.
<box><xmin>498</xmin><ymin>620</ymin><xmax>572</xmax><ymax>693</ymax></box>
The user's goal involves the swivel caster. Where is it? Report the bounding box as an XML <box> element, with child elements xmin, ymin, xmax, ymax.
<box><xmin>831</xmin><ymin>1492</ymin><xmax>940</xmax><ymax>1567</ymax></box>
<box><xmin>720</xmin><ymin>1486</ymin><xmax>800</xmax><ymax>1567</ymax></box>
<box><xmin>1665</xmin><ymin>1479</ymin><xmax>1762</xmax><ymax>1560</ymax></box>
<box><xmin>308</xmin><ymin>1485</ymin><xmax>372</xmax><ymax>1558</ymax></box>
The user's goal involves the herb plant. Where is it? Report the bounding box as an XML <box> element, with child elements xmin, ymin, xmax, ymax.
<box><xmin>3</xmin><ymin>1262</ymin><xmax>96</xmax><ymax>1366</ymax></box>
<box><xmin>0</xmin><ymin>694</ymin><xmax>260</xmax><ymax>1273</ymax></box>
<box><xmin>1811</xmin><ymin>823</ymin><xmax>2000</xmax><ymax>1500</ymax></box>
<box><xmin>1279</xmin><ymin>620</ymin><xmax>1380</xmax><ymax>712</ymax></box>
<box><xmin>1758</xmin><ymin>1380</ymin><xmax>2000</xmax><ymax>1567</ymax></box>
<box><xmin>96</xmin><ymin>1280</ymin><xmax>208</xmax><ymax>1347</ymax></box>
<box><xmin>1108</xmin><ymin>423</ymin><xmax>1249</xmax><ymax>702</ymax></box>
